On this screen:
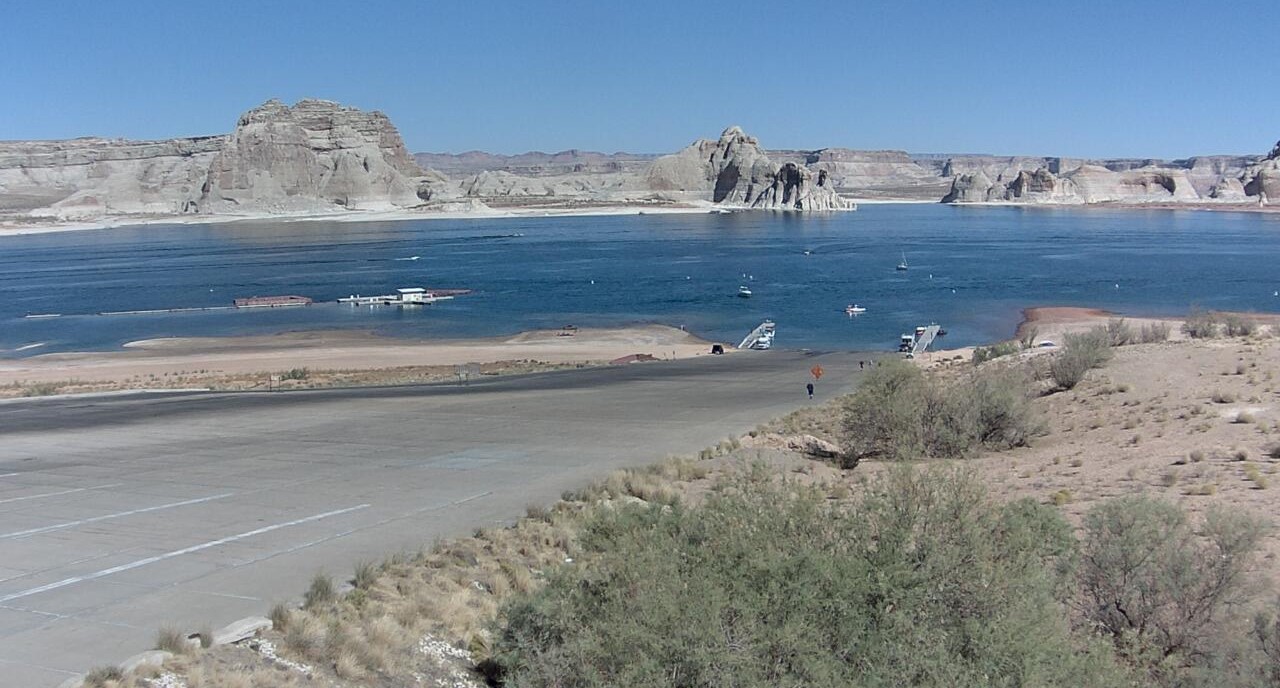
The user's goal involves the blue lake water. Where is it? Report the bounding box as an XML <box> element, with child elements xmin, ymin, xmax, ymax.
<box><xmin>2</xmin><ymin>205</ymin><xmax>1279</xmax><ymax>357</ymax></box>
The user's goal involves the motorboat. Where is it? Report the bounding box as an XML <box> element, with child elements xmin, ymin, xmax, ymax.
<box><xmin>845</xmin><ymin>304</ymin><xmax>866</xmax><ymax>315</ymax></box>
<box><xmin>737</xmin><ymin>286</ymin><xmax>753</xmax><ymax>298</ymax></box>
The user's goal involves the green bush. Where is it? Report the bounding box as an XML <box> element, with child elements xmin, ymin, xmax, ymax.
<box><xmin>973</xmin><ymin>340</ymin><xmax>1021</xmax><ymax>365</ymax></box>
<box><xmin>281</xmin><ymin>367</ymin><xmax>310</xmax><ymax>381</ymax></box>
<box><xmin>839</xmin><ymin>360</ymin><xmax>1042</xmax><ymax>464</ymax></box>
<box><xmin>492</xmin><ymin>467</ymin><xmax>1127</xmax><ymax>688</ymax></box>
<box><xmin>1051</xmin><ymin>327</ymin><xmax>1113</xmax><ymax>390</ymax></box>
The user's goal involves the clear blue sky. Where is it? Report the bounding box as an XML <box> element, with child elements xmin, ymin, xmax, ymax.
<box><xmin>2</xmin><ymin>0</ymin><xmax>1276</xmax><ymax>159</ymax></box>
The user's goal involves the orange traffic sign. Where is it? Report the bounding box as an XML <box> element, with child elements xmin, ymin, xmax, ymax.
<box><xmin>810</xmin><ymin>364</ymin><xmax>824</xmax><ymax>380</ymax></box>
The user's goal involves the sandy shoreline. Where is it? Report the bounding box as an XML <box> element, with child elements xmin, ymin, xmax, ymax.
<box><xmin>0</xmin><ymin>325</ymin><xmax>720</xmax><ymax>390</ymax></box>
<box><xmin>7</xmin><ymin>196</ymin><xmax>1276</xmax><ymax>238</ymax></box>
<box><xmin>0</xmin><ymin>203</ymin><xmax>727</xmax><ymax>237</ymax></box>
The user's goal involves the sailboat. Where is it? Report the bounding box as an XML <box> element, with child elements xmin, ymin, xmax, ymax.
<box><xmin>896</xmin><ymin>251</ymin><xmax>909</xmax><ymax>271</ymax></box>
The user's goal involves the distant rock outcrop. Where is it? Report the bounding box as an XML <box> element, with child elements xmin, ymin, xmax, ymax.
<box><xmin>1242</xmin><ymin>141</ymin><xmax>1280</xmax><ymax>202</ymax></box>
<box><xmin>0</xmin><ymin>99</ymin><xmax>439</xmax><ymax>222</ymax></box>
<box><xmin>646</xmin><ymin>126</ymin><xmax>852</xmax><ymax>211</ymax></box>
<box><xmin>941</xmin><ymin>153</ymin><xmax>1255</xmax><ymax>206</ymax></box>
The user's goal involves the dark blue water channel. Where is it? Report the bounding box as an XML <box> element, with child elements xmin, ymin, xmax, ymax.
<box><xmin>2</xmin><ymin>204</ymin><xmax>1279</xmax><ymax>357</ymax></box>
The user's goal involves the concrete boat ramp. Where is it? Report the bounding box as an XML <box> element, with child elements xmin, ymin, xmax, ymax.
<box><xmin>0</xmin><ymin>351</ymin><xmax>868</xmax><ymax>686</ymax></box>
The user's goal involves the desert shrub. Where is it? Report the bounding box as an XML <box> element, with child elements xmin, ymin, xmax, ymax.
<box><xmin>1139</xmin><ymin>322</ymin><xmax>1172</xmax><ymax>343</ymax></box>
<box><xmin>154</xmin><ymin>625</ymin><xmax>190</xmax><ymax>654</ymax></box>
<box><xmin>1076</xmin><ymin>496</ymin><xmax>1266</xmax><ymax>680</ymax></box>
<box><xmin>1020</xmin><ymin>325</ymin><xmax>1040</xmax><ymax>350</ymax></box>
<box><xmin>1107</xmin><ymin>318</ymin><xmax>1135</xmax><ymax>346</ymax></box>
<box><xmin>973</xmin><ymin>339</ymin><xmax>1022</xmax><ymax>365</ymax></box>
<box><xmin>303</xmin><ymin>572</ymin><xmax>335</xmax><ymax>609</ymax></box>
<box><xmin>352</xmin><ymin>560</ymin><xmax>378</xmax><ymax>590</ymax></box>
<box><xmin>1051</xmin><ymin>327</ymin><xmax>1113</xmax><ymax>390</ymax></box>
<box><xmin>1222</xmin><ymin>314</ymin><xmax>1257</xmax><ymax>337</ymax></box>
<box><xmin>281</xmin><ymin>367</ymin><xmax>310</xmax><ymax>381</ymax></box>
<box><xmin>493</xmin><ymin>467</ymin><xmax>1127</xmax><ymax>687</ymax></box>
<box><xmin>1183</xmin><ymin>308</ymin><xmax>1220</xmax><ymax>339</ymax></box>
<box><xmin>839</xmin><ymin>360</ymin><xmax>1041</xmax><ymax>464</ymax></box>
<box><xmin>1250</xmin><ymin>602</ymin><xmax>1280</xmax><ymax>685</ymax></box>
<box><xmin>840</xmin><ymin>360</ymin><xmax>930</xmax><ymax>462</ymax></box>
<box><xmin>83</xmin><ymin>666</ymin><xmax>125</xmax><ymax>687</ymax></box>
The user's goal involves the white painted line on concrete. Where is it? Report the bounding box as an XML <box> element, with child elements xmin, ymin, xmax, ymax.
<box><xmin>233</xmin><ymin>491</ymin><xmax>493</xmax><ymax>568</ymax></box>
<box><xmin>0</xmin><ymin>504</ymin><xmax>370</xmax><ymax>603</ymax></box>
<box><xmin>0</xmin><ymin>493</ymin><xmax>235</xmax><ymax>541</ymax></box>
<box><xmin>0</xmin><ymin>484</ymin><xmax>123</xmax><ymax>505</ymax></box>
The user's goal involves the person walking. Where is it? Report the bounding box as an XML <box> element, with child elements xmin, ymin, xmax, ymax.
<box><xmin>806</xmin><ymin>382</ymin><xmax>815</xmax><ymax>399</ymax></box>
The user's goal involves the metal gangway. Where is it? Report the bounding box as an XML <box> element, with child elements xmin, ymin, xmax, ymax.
<box><xmin>738</xmin><ymin>320</ymin><xmax>776</xmax><ymax>350</ymax></box>
<box><xmin>908</xmin><ymin>324</ymin><xmax>942</xmax><ymax>356</ymax></box>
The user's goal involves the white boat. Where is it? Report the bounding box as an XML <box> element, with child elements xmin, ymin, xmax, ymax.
<box><xmin>737</xmin><ymin>286</ymin><xmax>752</xmax><ymax>298</ymax></box>
<box><xmin>896</xmin><ymin>251</ymin><xmax>909</xmax><ymax>271</ymax></box>
<box><xmin>845</xmin><ymin>304</ymin><xmax>866</xmax><ymax>315</ymax></box>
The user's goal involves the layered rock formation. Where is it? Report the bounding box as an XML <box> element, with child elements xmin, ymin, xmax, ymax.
<box><xmin>201</xmin><ymin>99</ymin><xmax>433</xmax><ymax>213</ymax></box>
<box><xmin>1242</xmin><ymin>141</ymin><xmax>1280</xmax><ymax>202</ymax></box>
<box><xmin>414</xmin><ymin>150</ymin><xmax>655</xmax><ymax>178</ymax></box>
<box><xmin>0</xmin><ymin>99</ymin><xmax>438</xmax><ymax>221</ymax></box>
<box><xmin>645</xmin><ymin>126</ymin><xmax>851</xmax><ymax>211</ymax></box>
<box><xmin>940</xmin><ymin>147</ymin><xmax>1268</xmax><ymax>206</ymax></box>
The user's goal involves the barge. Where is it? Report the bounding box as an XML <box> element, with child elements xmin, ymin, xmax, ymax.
<box><xmin>233</xmin><ymin>295</ymin><xmax>313</xmax><ymax>308</ymax></box>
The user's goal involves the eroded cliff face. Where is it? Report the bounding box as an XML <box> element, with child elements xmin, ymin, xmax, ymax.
<box><xmin>1242</xmin><ymin>141</ymin><xmax>1280</xmax><ymax>201</ymax></box>
<box><xmin>0</xmin><ymin>99</ymin><xmax>438</xmax><ymax>222</ymax></box>
<box><xmin>645</xmin><ymin>126</ymin><xmax>851</xmax><ymax>210</ymax></box>
<box><xmin>201</xmin><ymin>99</ymin><xmax>433</xmax><ymax>212</ymax></box>
<box><xmin>940</xmin><ymin>150</ymin><xmax>1264</xmax><ymax>206</ymax></box>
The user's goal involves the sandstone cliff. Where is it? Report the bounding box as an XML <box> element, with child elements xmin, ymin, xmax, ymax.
<box><xmin>415</xmin><ymin>150</ymin><xmax>655</xmax><ymax>178</ymax></box>
<box><xmin>940</xmin><ymin>148</ymin><xmax>1267</xmax><ymax>207</ymax></box>
<box><xmin>644</xmin><ymin>126</ymin><xmax>851</xmax><ymax>211</ymax></box>
<box><xmin>0</xmin><ymin>99</ymin><xmax>438</xmax><ymax>222</ymax></box>
<box><xmin>1242</xmin><ymin>141</ymin><xmax>1280</xmax><ymax>202</ymax></box>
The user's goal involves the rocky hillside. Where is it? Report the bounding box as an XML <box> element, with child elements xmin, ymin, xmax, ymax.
<box><xmin>0</xmin><ymin>99</ymin><xmax>440</xmax><ymax>222</ymax></box>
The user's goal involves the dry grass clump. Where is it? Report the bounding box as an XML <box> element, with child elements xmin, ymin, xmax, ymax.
<box><xmin>302</xmin><ymin>572</ymin><xmax>335</xmax><ymax>610</ymax></box>
<box><xmin>1211</xmin><ymin>389</ymin><xmax>1237</xmax><ymax>403</ymax></box>
<box><xmin>1139</xmin><ymin>321</ymin><xmax>1171</xmax><ymax>343</ymax></box>
<box><xmin>1243</xmin><ymin>463</ymin><xmax>1269</xmax><ymax>490</ymax></box>
<box><xmin>83</xmin><ymin>665</ymin><xmax>124</xmax><ymax>687</ymax></box>
<box><xmin>1184</xmin><ymin>483</ymin><xmax>1218</xmax><ymax>496</ymax></box>
<box><xmin>153</xmin><ymin>626</ymin><xmax>191</xmax><ymax>655</ymax></box>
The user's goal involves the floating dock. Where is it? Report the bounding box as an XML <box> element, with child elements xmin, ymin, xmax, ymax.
<box><xmin>339</xmin><ymin>288</ymin><xmax>451</xmax><ymax>306</ymax></box>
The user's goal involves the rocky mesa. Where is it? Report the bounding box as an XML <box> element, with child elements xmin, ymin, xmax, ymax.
<box><xmin>0</xmin><ymin>99</ymin><xmax>440</xmax><ymax>223</ymax></box>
